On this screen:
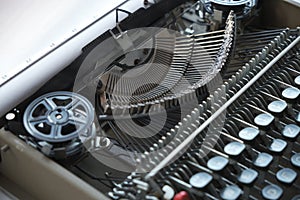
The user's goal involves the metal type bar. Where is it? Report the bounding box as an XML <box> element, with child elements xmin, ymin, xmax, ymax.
<box><xmin>145</xmin><ymin>35</ymin><xmax>300</xmax><ymax>180</ymax></box>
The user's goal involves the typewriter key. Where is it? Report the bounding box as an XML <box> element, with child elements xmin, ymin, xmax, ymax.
<box><xmin>254</xmin><ymin>113</ymin><xmax>274</xmax><ymax>127</ymax></box>
<box><xmin>267</xmin><ymin>100</ymin><xmax>287</xmax><ymax>114</ymax></box>
<box><xmin>291</xmin><ymin>153</ymin><xmax>300</xmax><ymax>167</ymax></box>
<box><xmin>220</xmin><ymin>185</ymin><xmax>242</xmax><ymax>200</ymax></box>
<box><xmin>238</xmin><ymin>168</ymin><xmax>258</xmax><ymax>184</ymax></box>
<box><xmin>162</xmin><ymin>185</ymin><xmax>175</xmax><ymax>200</ymax></box>
<box><xmin>282</xmin><ymin>87</ymin><xmax>300</xmax><ymax>100</ymax></box>
<box><xmin>282</xmin><ymin>124</ymin><xmax>300</xmax><ymax>138</ymax></box>
<box><xmin>254</xmin><ymin>152</ymin><xmax>273</xmax><ymax>168</ymax></box>
<box><xmin>224</xmin><ymin>142</ymin><xmax>245</xmax><ymax>156</ymax></box>
<box><xmin>207</xmin><ymin>156</ymin><xmax>229</xmax><ymax>171</ymax></box>
<box><xmin>295</xmin><ymin>75</ymin><xmax>300</xmax><ymax>86</ymax></box>
<box><xmin>269</xmin><ymin>139</ymin><xmax>287</xmax><ymax>153</ymax></box>
<box><xmin>238</xmin><ymin>127</ymin><xmax>260</xmax><ymax>141</ymax></box>
<box><xmin>262</xmin><ymin>184</ymin><xmax>283</xmax><ymax>200</ymax></box>
<box><xmin>173</xmin><ymin>191</ymin><xmax>190</xmax><ymax>200</ymax></box>
<box><xmin>276</xmin><ymin>168</ymin><xmax>297</xmax><ymax>184</ymax></box>
<box><xmin>189</xmin><ymin>172</ymin><xmax>213</xmax><ymax>189</ymax></box>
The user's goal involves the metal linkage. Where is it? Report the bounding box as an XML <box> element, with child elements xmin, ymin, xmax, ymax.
<box><xmin>146</xmin><ymin>31</ymin><xmax>299</xmax><ymax>179</ymax></box>
<box><xmin>224</xmin><ymin>29</ymin><xmax>296</xmax><ymax>80</ymax></box>
<box><xmin>109</xmin><ymin>29</ymin><xmax>300</xmax><ymax>199</ymax></box>
<box><xmin>92</xmin><ymin>12</ymin><xmax>235</xmax><ymax>169</ymax></box>
<box><xmin>100</xmin><ymin>11</ymin><xmax>235</xmax><ymax>115</ymax></box>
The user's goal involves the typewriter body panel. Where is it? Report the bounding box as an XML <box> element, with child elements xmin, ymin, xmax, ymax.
<box><xmin>0</xmin><ymin>0</ymin><xmax>300</xmax><ymax>200</ymax></box>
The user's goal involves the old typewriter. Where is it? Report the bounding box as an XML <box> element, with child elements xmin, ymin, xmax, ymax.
<box><xmin>0</xmin><ymin>0</ymin><xmax>300</xmax><ymax>199</ymax></box>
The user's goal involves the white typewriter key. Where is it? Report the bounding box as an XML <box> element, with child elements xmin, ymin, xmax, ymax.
<box><xmin>282</xmin><ymin>87</ymin><xmax>300</xmax><ymax>100</ymax></box>
<box><xmin>238</xmin><ymin>168</ymin><xmax>258</xmax><ymax>184</ymax></box>
<box><xmin>262</xmin><ymin>184</ymin><xmax>283</xmax><ymax>200</ymax></box>
<box><xmin>295</xmin><ymin>75</ymin><xmax>300</xmax><ymax>86</ymax></box>
<box><xmin>291</xmin><ymin>153</ymin><xmax>300</xmax><ymax>167</ymax></box>
<box><xmin>267</xmin><ymin>100</ymin><xmax>287</xmax><ymax>113</ymax></box>
<box><xmin>254</xmin><ymin>113</ymin><xmax>274</xmax><ymax>127</ymax></box>
<box><xmin>276</xmin><ymin>168</ymin><xmax>297</xmax><ymax>184</ymax></box>
<box><xmin>254</xmin><ymin>152</ymin><xmax>273</xmax><ymax>168</ymax></box>
<box><xmin>189</xmin><ymin>172</ymin><xmax>213</xmax><ymax>188</ymax></box>
<box><xmin>207</xmin><ymin>156</ymin><xmax>229</xmax><ymax>171</ymax></box>
<box><xmin>269</xmin><ymin>139</ymin><xmax>287</xmax><ymax>153</ymax></box>
<box><xmin>220</xmin><ymin>185</ymin><xmax>242</xmax><ymax>200</ymax></box>
<box><xmin>239</xmin><ymin>127</ymin><xmax>259</xmax><ymax>141</ymax></box>
<box><xmin>224</xmin><ymin>142</ymin><xmax>245</xmax><ymax>156</ymax></box>
<box><xmin>162</xmin><ymin>185</ymin><xmax>175</xmax><ymax>200</ymax></box>
<box><xmin>282</xmin><ymin>124</ymin><xmax>300</xmax><ymax>138</ymax></box>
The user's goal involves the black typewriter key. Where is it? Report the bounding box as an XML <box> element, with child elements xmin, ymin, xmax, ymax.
<box><xmin>189</xmin><ymin>172</ymin><xmax>213</xmax><ymax>189</ymax></box>
<box><xmin>207</xmin><ymin>156</ymin><xmax>229</xmax><ymax>171</ymax></box>
<box><xmin>261</xmin><ymin>184</ymin><xmax>283</xmax><ymax>200</ymax></box>
<box><xmin>267</xmin><ymin>100</ymin><xmax>287</xmax><ymax>114</ymax></box>
<box><xmin>238</xmin><ymin>127</ymin><xmax>260</xmax><ymax>141</ymax></box>
<box><xmin>276</xmin><ymin>168</ymin><xmax>297</xmax><ymax>184</ymax></box>
<box><xmin>282</xmin><ymin>87</ymin><xmax>300</xmax><ymax>100</ymax></box>
<box><xmin>238</xmin><ymin>168</ymin><xmax>258</xmax><ymax>184</ymax></box>
<box><xmin>220</xmin><ymin>185</ymin><xmax>242</xmax><ymax>200</ymax></box>
<box><xmin>224</xmin><ymin>141</ymin><xmax>245</xmax><ymax>156</ymax></box>
<box><xmin>254</xmin><ymin>113</ymin><xmax>274</xmax><ymax>128</ymax></box>
<box><xmin>282</xmin><ymin>124</ymin><xmax>300</xmax><ymax>138</ymax></box>
<box><xmin>295</xmin><ymin>75</ymin><xmax>300</xmax><ymax>86</ymax></box>
<box><xmin>254</xmin><ymin>152</ymin><xmax>273</xmax><ymax>168</ymax></box>
<box><xmin>268</xmin><ymin>138</ymin><xmax>287</xmax><ymax>153</ymax></box>
<box><xmin>291</xmin><ymin>153</ymin><xmax>300</xmax><ymax>167</ymax></box>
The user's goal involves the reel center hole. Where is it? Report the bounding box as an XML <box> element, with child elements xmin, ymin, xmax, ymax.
<box><xmin>55</xmin><ymin>114</ymin><xmax>63</xmax><ymax>119</ymax></box>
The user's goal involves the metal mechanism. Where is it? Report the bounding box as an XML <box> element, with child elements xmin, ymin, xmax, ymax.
<box><xmin>23</xmin><ymin>91</ymin><xmax>95</xmax><ymax>158</ymax></box>
<box><xmin>198</xmin><ymin>0</ymin><xmax>258</xmax><ymax>30</ymax></box>
<box><xmin>209</xmin><ymin>0</ymin><xmax>255</xmax><ymax>7</ymax></box>
<box><xmin>110</xmin><ymin>29</ymin><xmax>300</xmax><ymax>200</ymax></box>
<box><xmin>85</xmin><ymin>12</ymin><xmax>236</xmax><ymax>166</ymax></box>
<box><xmin>2</xmin><ymin>1</ymin><xmax>300</xmax><ymax>200</ymax></box>
<box><xmin>100</xmin><ymin>12</ymin><xmax>235</xmax><ymax>112</ymax></box>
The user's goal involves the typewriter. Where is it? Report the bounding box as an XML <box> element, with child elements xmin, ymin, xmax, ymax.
<box><xmin>0</xmin><ymin>0</ymin><xmax>300</xmax><ymax>199</ymax></box>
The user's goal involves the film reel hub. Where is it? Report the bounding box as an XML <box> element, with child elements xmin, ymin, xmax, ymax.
<box><xmin>47</xmin><ymin>107</ymin><xmax>70</xmax><ymax>125</ymax></box>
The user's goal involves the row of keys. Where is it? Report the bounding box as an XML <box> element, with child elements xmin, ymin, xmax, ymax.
<box><xmin>157</xmin><ymin>48</ymin><xmax>300</xmax><ymax>200</ymax></box>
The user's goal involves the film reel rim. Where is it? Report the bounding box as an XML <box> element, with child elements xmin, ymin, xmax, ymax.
<box><xmin>23</xmin><ymin>91</ymin><xmax>94</xmax><ymax>143</ymax></box>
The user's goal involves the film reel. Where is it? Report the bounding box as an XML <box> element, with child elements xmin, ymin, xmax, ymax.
<box><xmin>23</xmin><ymin>91</ymin><xmax>95</xmax><ymax>158</ymax></box>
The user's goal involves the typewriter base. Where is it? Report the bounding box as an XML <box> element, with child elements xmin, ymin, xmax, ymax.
<box><xmin>0</xmin><ymin>129</ymin><xmax>109</xmax><ymax>200</ymax></box>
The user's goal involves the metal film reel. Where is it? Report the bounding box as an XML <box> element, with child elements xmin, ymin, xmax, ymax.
<box><xmin>23</xmin><ymin>91</ymin><xmax>94</xmax><ymax>143</ymax></box>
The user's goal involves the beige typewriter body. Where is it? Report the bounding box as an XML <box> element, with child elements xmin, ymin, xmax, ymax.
<box><xmin>0</xmin><ymin>0</ymin><xmax>300</xmax><ymax>199</ymax></box>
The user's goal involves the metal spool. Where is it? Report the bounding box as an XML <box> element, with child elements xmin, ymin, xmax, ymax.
<box><xmin>200</xmin><ymin>0</ymin><xmax>257</xmax><ymax>24</ymax></box>
<box><xmin>23</xmin><ymin>91</ymin><xmax>95</xmax><ymax>144</ymax></box>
